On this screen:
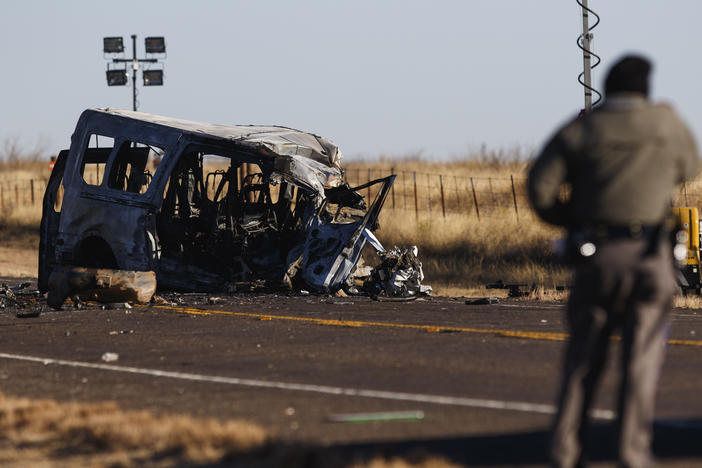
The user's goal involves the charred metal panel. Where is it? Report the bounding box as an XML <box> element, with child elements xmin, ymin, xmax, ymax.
<box><xmin>301</xmin><ymin>176</ymin><xmax>395</xmax><ymax>292</ymax></box>
<box><xmin>38</xmin><ymin>150</ymin><xmax>68</xmax><ymax>292</ymax></box>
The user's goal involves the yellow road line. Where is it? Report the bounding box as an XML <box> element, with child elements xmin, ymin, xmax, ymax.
<box><xmin>145</xmin><ymin>304</ymin><xmax>567</xmax><ymax>342</ymax></box>
<box><xmin>141</xmin><ymin>303</ymin><xmax>702</xmax><ymax>348</ymax></box>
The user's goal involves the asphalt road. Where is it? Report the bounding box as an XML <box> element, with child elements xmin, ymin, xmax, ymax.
<box><xmin>1</xmin><ymin>279</ymin><xmax>702</xmax><ymax>467</ymax></box>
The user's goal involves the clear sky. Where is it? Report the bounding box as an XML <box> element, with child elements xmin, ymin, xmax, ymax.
<box><xmin>1</xmin><ymin>1</ymin><xmax>700</xmax><ymax>160</ymax></box>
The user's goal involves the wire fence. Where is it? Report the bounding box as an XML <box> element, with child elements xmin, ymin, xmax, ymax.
<box><xmin>3</xmin><ymin>171</ymin><xmax>702</xmax><ymax>222</ymax></box>
<box><xmin>346</xmin><ymin>168</ymin><xmax>533</xmax><ymax>220</ymax></box>
<box><xmin>0</xmin><ymin>178</ymin><xmax>49</xmax><ymax>209</ymax></box>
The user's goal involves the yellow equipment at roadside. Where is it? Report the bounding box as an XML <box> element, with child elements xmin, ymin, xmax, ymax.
<box><xmin>672</xmin><ymin>207</ymin><xmax>701</xmax><ymax>294</ymax></box>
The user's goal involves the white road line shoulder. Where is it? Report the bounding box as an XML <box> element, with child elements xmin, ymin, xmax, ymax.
<box><xmin>0</xmin><ymin>352</ymin><xmax>615</xmax><ymax>421</ymax></box>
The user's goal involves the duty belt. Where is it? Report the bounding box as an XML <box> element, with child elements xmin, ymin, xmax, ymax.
<box><xmin>591</xmin><ymin>223</ymin><xmax>659</xmax><ymax>241</ymax></box>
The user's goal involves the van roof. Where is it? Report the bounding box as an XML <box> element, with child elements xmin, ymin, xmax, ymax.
<box><xmin>85</xmin><ymin>108</ymin><xmax>343</xmax><ymax>168</ymax></box>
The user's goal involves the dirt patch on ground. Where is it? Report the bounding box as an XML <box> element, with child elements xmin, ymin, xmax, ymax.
<box><xmin>0</xmin><ymin>246</ymin><xmax>37</xmax><ymax>278</ymax></box>
<box><xmin>0</xmin><ymin>224</ymin><xmax>39</xmax><ymax>278</ymax></box>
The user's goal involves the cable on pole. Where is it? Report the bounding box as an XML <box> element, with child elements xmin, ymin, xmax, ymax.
<box><xmin>576</xmin><ymin>0</ymin><xmax>602</xmax><ymax>112</ymax></box>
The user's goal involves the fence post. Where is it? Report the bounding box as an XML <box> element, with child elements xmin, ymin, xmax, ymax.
<box><xmin>426</xmin><ymin>173</ymin><xmax>431</xmax><ymax>216</ymax></box>
<box><xmin>454</xmin><ymin>175</ymin><xmax>460</xmax><ymax>210</ymax></box>
<box><xmin>403</xmin><ymin>171</ymin><xmax>408</xmax><ymax>210</ymax></box>
<box><xmin>367</xmin><ymin>168</ymin><xmax>372</xmax><ymax>201</ymax></box>
<box><xmin>390</xmin><ymin>167</ymin><xmax>395</xmax><ymax>210</ymax></box>
<box><xmin>30</xmin><ymin>179</ymin><xmax>35</xmax><ymax>205</ymax></box>
<box><xmin>488</xmin><ymin>177</ymin><xmax>496</xmax><ymax>210</ymax></box>
<box><xmin>470</xmin><ymin>177</ymin><xmax>480</xmax><ymax>220</ymax></box>
<box><xmin>15</xmin><ymin>183</ymin><xmax>19</xmax><ymax>205</ymax></box>
<box><xmin>510</xmin><ymin>175</ymin><xmax>519</xmax><ymax>221</ymax></box>
<box><xmin>439</xmin><ymin>174</ymin><xmax>446</xmax><ymax>218</ymax></box>
<box><xmin>413</xmin><ymin>171</ymin><xmax>418</xmax><ymax>220</ymax></box>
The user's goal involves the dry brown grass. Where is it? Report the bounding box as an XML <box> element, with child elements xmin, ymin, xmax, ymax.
<box><xmin>347</xmin><ymin>456</ymin><xmax>462</xmax><ymax>468</ymax></box>
<box><xmin>0</xmin><ymin>391</ymin><xmax>463</xmax><ymax>468</ymax></box>
<box><xmin>673</xmin><ymin>295</ymin><xmax>702</xmax><ymax>310</ymax></box>
<box><xmin>0</xmin><ymin>391</ymin><xmax>266</xmax><ymax>467</ymax></box>
<box><xmin>345</xmin><ymin>148</ymin><xmax>531</xmax><ymax>178</ymax></box>
<box><xmin>374</xmin><ymin>211</ymin><xmax>569</xmax><ymax>294</ymax></box>
<box><xmin>1</xmin><ymin>203</ymin><xmax>43</xmax><ymax>230</ymax></box>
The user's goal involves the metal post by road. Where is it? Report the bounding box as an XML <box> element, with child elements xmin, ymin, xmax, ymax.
<box><xmin>131</xmin><ymin>34</ymin><xmax>138</xmax><ymax>111</ymax></box>
<box><xmin>581</xmin><ymin>0</ymin><xmax>593</xmax><ymax>112</ymax></box>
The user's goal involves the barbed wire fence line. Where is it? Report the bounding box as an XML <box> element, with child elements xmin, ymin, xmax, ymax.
<box><xmin>1</xmin><ymin>170</ymin><xmax>700</xmax><ymax>222</ymax></box>
<box><xmin>347</xmin><ymin>168</ymin><xmax>533</xmax><ymax>221</ymax></box>
<box><xmin>0</xmin><ymin>178</ymin><xmax>49</xmax><ymax>208</ymax></box>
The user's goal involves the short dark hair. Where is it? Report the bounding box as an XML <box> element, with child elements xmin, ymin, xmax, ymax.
<box><xmin>604</xmin><ymin>55</ymin><xmax>652</xmax><ymax>97</ymax></box>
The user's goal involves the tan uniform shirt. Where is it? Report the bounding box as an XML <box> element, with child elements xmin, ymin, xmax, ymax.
<box><xmin>528</xmin><ymin>94</ymin><xmax>699</xmax><ymax>227</ymax></box>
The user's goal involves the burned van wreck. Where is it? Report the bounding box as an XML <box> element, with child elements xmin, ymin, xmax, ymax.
<box><xmin>40</xmin><ymin>108</ymin><xmax>398</xmax><ymax>306</ymax></box>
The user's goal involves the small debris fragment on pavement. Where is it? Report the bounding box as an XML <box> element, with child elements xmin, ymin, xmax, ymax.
<box><xmin>16</xmin><ymin>309</ymin><xmax>42</xmax><ymax>318</ymax></box>
<box><xmin>101</xmin><ymin>302</ymin><xmax>133</xmax><ymax>310</ymax></box>
<box><xmin>101</xmin><ymin>352</ymin><xmax>119</xmax><ymax>362</ymax></box>
<box><xmin>465</xmin><ymin>297</ymin><xmax>500</xmax><ymax>305</ymax></box>
<box><xmin>327</xmin><ymin>410</ymin><xmax>425</xmax><ymax>423</ymax></box>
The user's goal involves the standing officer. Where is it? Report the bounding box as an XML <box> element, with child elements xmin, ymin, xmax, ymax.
<box><xmin>528</xmin><ymin>55</ymin><xmax>699</xmax><ymax>467</ymax></box>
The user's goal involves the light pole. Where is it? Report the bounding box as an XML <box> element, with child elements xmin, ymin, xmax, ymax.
<box><xmin>103</xmin><ymin>35</ymin><xmax>166</xmax><ymax>112</ymax></box>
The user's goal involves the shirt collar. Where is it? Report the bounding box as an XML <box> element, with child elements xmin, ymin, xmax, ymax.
<box><xmin>603</xmin><ymin>93</ymin><xmax>648</xmax><ymax>110</ymax></box>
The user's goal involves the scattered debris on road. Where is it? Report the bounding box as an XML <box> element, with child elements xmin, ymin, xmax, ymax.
<box><xmin>486</xmin><ymin>280</ymin><xmax>535</xmax><ymax>298</ymax></box>
<box><xmin>1</xmin><ymin>282</ymin><xmax>43</xmax><ymax>317</ymax></box>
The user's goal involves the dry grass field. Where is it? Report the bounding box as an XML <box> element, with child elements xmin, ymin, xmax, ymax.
<box><xmin>0</xmin><ymin>151</ymin><xmax>569</xmax><ymax>293</ymax></box>
<box><xmin>4</xmin><ymin>149</ymin><xmax>702</xmax><ymax>295</ymax></box>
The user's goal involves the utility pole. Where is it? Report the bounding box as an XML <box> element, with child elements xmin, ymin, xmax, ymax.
<box><xmin>103</xmin><ymin>35</ymin><xmax>165</xmax><ymax>112</ymax></box>
<box><xmin>576</xmin><ymin>0</ymin><xmax>601</xmax><ymax>112</ymax></box>
<box><xmin>580</xmin><ymin>0</ymin><xmax>593</xmax><ymax>112</ymax></box>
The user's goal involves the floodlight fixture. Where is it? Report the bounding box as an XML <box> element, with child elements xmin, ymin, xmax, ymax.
<box><xmin>102</xmin><ymin>34</ymin><xmax>167</xmax><ymax>110</ymax></box>
<box><xmin>106</xmin><ymin>69</ymin><xmax>128</xmax><ymax>86</ymax></box>
<box><xmin>103</xmin><ymin>36</ymin><xmax>124</xmax><ymax>54</ymax></box>
<box><xmin>143</xmin><ymin>69</ymin><xmax>163</xmax><ymax>86</ymax></box>
<box><xmin>145</xmin><ymin>36</ymin><xmax>166</xmax><ymax>54</ymax></box>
